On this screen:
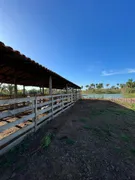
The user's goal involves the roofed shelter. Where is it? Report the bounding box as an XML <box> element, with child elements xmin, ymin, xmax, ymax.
<box><xmin>0</xmin><ymin>41</ymin><xmax>80</xmax><ymax>96</ymax></box>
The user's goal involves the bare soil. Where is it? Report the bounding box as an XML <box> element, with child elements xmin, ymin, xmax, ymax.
<box><xmin>1</xmin><ymin>99</ymin><xmax>135</xmax><ymax>180</ymax></box>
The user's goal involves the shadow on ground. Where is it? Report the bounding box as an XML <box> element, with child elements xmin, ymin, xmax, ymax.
<box><xmin>1</xmin><ymin>99</ymin><xmax>135</xmax><ymax>180</ymax></box>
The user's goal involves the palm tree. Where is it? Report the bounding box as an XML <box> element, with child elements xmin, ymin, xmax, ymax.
<box><xmin>0</xmin><ymin>84</ymin><xmax>7</xmax><ymax>94</ymax></box>
<box><xmin>99</xmin><ymin>83</ymin><xmax>103</xmax><ymax>89</ymax></box>
<box><xmin>6</xmin><ymin>84</ymin><xmax>14</xmax><ymax>96</ymax></box>
<box><xmin>111</xmin><ymin>86</ymin><xmax>115</xmax><ymax>89</ymax></box>
<box><xmin>106</xmin><ymin>84</ymin><xmax>110</xmax><ymax>88</ymax></box>
<box><xmin>96</xmin><ymin>83</ymin><xmax>98</xmax><ymax>89</ymax></box>
<box><xmin>90</xmin><ymin>83</ymin><xmax>95</xmax><ymax>89</ymax></box>
<box><xmin>126</xmin><ymin>79</ymin><xmax>133</xmax><ymax>88</ymax></box>
<box><xmin>85</xmin><ymin>85</ymin><xmax>89</xmax><ymax>90</ymax></box>
<box><xmin>96</xmin><ymin>83</ymin><xmax>103</xmax><ymax>89</ymax></box>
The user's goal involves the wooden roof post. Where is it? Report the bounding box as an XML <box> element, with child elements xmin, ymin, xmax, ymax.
<box><xmin>42</xmin><ymin>88</ymin><xmax>44</xmax><ymax>95</ymax></box>
<box><xmin>23</xmin><ymin>85</ymin><xmax>25</xmax><ymax>96</ymax></box>
<box><xmin>66</xmin><ymin>84</ymin><xmax>68</xmax><ymax>94</ymax></box>
<box><xmin>49</xmin><ymin>76</ymin><xmax>52</xmax><ymax>95</ymax></box>
<box><xmin>14</xmin><ymin>83</ymin><xmax>17</xmax><ymax>98</ymax></box>
<box><xmin>40</xmin><ymin>87</ymin><xmax>42</xmax><ymax>94</ymax></box>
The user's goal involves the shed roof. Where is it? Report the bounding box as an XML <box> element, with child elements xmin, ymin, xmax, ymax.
<box><xmin>0</xmin><ymin>42</ymin><xmax>80</xmax><ymax>89</ymax></box>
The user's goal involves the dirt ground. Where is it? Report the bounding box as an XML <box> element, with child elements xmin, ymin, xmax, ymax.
<box><xmin>1</xmin><ymin>99</ymin><xmax>135</xmax><ymax>180</ymax></box>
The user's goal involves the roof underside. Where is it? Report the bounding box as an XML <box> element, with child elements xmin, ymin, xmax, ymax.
<box><xmin>0</xmin><ymin>42</ymin><xmax>80</xmax><ymax>89</ymax></box>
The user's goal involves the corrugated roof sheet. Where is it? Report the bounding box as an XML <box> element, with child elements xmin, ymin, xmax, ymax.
<box><xmin>0</xmin><ymin>42</ymin><xmax>80</xmax><ymax>89</ymax></box>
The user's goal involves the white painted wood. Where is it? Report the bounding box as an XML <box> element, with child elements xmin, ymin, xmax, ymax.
<box><xmin>0</xmin><ymin>105</ymin><xmax>33</xmax><ymax>119</ymax></box>
<box><xmin>0</xmin><ymin>128</ymin><xmax>34</xmax><ymax>156</ymax></box>
<box><xmin>37</xmin><ymin>95</ymin><xmax>52</xmax><ymax>100</ymax></box>
<box><xmin>0</xmin><ymin>113</ymin><xmax>35</xmax><ymax>133</ymax></box>
<box><xmin>36</xmin><ymin>117</ymin><xmax>51</xmax><ymax>131</ymax></box>
<box><xmin>52</xmin><ymin>98</ymin><xmax>61</xmax><ymax>103</ymax></box>
<box><xmin>51</xmin><ymin>95</ymin><xmax>54</xmax><ymax>118</ymax></box>
<box><xmin>49</xmin><ymin>76</ymin><xmax>52</xmax><ymax>95</ymax></box>
<box><xmin>37</xmin><ymin>106</ymin><xmax>52</xmax><ymax>116</ymax></box>
<box><xmin>53</xmin><ymin>103</ymin><xmax>62</xmax><ymax>109</ymax></box>
<box><xmin>53</xmin><ymin>106</ymin><xmax>63</xmax><ymax>114</ymax></box>
<box><xmin>0</xmin><ymin>123</ymin><xmax>34</xmax><ymax>147</ymax></box>
<box><xmin>0</xmin><ymin>97</ymin><xmax>34</xmax><ymax>105</ymax></box>
<box><xmin>0</xmin><ymin>92</ymin><xmax>75</xmax><ymax>155</ymax></box>
<box><xmin>37</xmin><ymin>100</ymin><xmax>52</xmax><ymax>108</ymax></box>
<box><xmin>34</xmin><ymin>96</ymin><xmax>37</xmax><ymax>132</ymax></box>
<box><xmin>37</xmin><ymin>112</ymin><xmax>52</xmax><ymax>125</ymax></box>
<box><xmin>52</xmin><ymin>94</ymin><xmax>62</xmax><ymax>97</ymax></box>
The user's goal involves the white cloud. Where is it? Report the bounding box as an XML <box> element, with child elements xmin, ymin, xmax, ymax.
<box><xmin>101</xmin><ymin>68</ymin><xmax>135</xmax><ymax>76</ymax></box>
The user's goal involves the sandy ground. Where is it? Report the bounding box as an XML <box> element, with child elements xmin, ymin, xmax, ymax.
<box><xmin>1</xmin><ymin>99</ymin><xmax>135</xmax><ymax>180</ymax></box>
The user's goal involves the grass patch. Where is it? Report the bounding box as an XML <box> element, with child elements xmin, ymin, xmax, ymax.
<box><xmin>80</xmin><ymin>118</ymin><xmax>88</xmax><ymax>123</ymax></box>
<box><xmin>131</xmin><ymin>103</ymin><xmax>135</xmax><ymax>110</ymax></box>
<box><xmin>83</xmin><ymin>125</ymin><xmax>91</xmax><ymax>130</ymax></box>
<box><xmin>41</xmin><ymin>134</ymin><xmax>52</xmax><ymax>148</ymax></box>
<box><xmin>121</xmin><ymin>134</ymin><xmax>130</xmax><ymax>142</ymax></box>
<box><xmin>66</xmin><ymin>138</ymin><xmax>75</xmax><ymax>145</ymax></box>
<box><xmin>92</xmin><ymin>127</ymin><xmax>102</xmax><ymax>136</ymax></box>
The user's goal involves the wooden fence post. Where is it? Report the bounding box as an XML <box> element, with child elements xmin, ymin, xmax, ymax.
<box><xmin>33</xmin><ymin>96</ymin><xmax>37</xmax><ymax>132</ymax></box>
<box><xmin>62</xmin><ymin>94</ymin><xmax>64</xmax><ymax>109</ymax></box>
<box><xmin>51</xmin><ymin>95</ymin><xmax>54</xmax><ymax>119</ymax></box>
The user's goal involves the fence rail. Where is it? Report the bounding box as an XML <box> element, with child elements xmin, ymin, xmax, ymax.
<box><xmin>0</xmin><ymin>92</ymin><xmax>81</xmax><ymax>155</ymax></box>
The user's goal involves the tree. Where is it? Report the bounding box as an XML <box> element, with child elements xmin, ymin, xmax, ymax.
<box><xmin>6</xmin><ymin>84</ymin><xmax>14</xmax><ymax>96</ymax></box>
<box><xmin>126</xmin><ymin>79</ymin><xmax>134</xmax><ymax>88</ymax></box>
<box><xmin>96</xmin><ymin>84</ymin><xmax>98</xmax><ymax>89</ymax></box>
<box><xmin>96</xmin><ymin>83</ymin><xmax>103</xmax><ymax>89</ymax></box>
<box><xmin>85</xmin><ymin>85</ymin><xmax>89</xmax><ymax>90</ymax></box>
<box><xmin>106</xmin><ymin>84</ymin><xmax>110</xmax><ymax>88</ymax></box>
<box><xmin>29</xmin><ymin>89</ymin><xmax>39</xmax><ymax>95</ymax></box>
<box><xmin>81</xmin><ymin>86</ymin><xmax>83</xmax><ymax>89</ymax></box>
<box><xmin>117</xmin><ymin>83</ymin><xmax>119</xmax><ymax>88</ymax></box>
<box><xmin>0</xmin><ymin>84</ymin><xmax>7</xmax><ymax>94</ymax></box>
<box><xmin>90</xmin><ymin>83</ymin><xmax>95</xmax><ymax>89</ymax></box>
<box><xmin>111</xmin><ymin>86</ymin><xmax>115</xmax><ymax>89</ymax></box>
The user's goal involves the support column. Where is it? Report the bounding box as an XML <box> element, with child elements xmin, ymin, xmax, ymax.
<box><xmin>49</xmin><ymin>76</ymin><xmax>52</xmax><ymax>95</ymax></box>
<box><xmin>42</xmin><ymin>88</ymin><xmax>44</xmax><ymax>95</ymax></box>
<box><xmin>14</xmin><ymin>84</ymin><xmax>17</xmax><ymax>98</ymax></box>
<box><xmin>40</xmin><ymin>87</ymin><xmax>42</xmax><ymax>94</ymax></box>
<box><xmin>76</xmin><ymin>89</ymin><xmax>78</xmax><ymax>101</ymax></box>
<box><xmin>66</xmin><ymin>84</ymin><xmax>68</xmax><ymax>94</ymax></box>
<box><xmin>23</xmin><ymin>85</ymin><xmax>25</xmax><ymax>97</ymax></box>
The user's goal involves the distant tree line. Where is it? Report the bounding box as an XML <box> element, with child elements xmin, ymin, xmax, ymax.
<box><xmin>81</xmin><ymin>79</ymin><xmax>135</xmax><ymax>94</ymax></box>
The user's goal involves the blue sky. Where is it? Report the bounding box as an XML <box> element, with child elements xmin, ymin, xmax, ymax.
<box><xmin>0</xmin><ymin>0</ymin><xmax>135</xmax><ymax>88</ymax></box>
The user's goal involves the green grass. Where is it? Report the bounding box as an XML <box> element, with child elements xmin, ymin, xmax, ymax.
<box><xmin>83</xmin><ymin>124</ymin><xmax>91</xmax><ymax>129</ymax></box>
<box><xmin>82</xmin><ymin>89</ymin><xmax>121</xmax><ymax>94</ymax></box>
<box><xmin>131</xmin><ymin>103</ymin><xmax>135</xmax><ymax>110</ymax></box>
<box><xmin>121</xmin><ymin>134</ymin><xmax>130</xmax><ymax>142</ymax></box>
<box><xmin>80</xmin><ymin>118</ymin><xmax>88</xmax><ymax>123</ymax></box>
<box><xmin>124</xmin><ymin>93</ymin><xmax>135</xmax><ymax>98</ymax></box>
<box><xmin>66</xmin><ymin>138</ymin><xmax>75</xmax><ymax>145</ymax></box>
<box><xmin>41</xmin><ymin>134</ymin><xmax>51</xmax><ymax>148</ymax></box>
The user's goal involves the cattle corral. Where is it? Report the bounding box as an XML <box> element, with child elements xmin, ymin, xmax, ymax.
<box><xmin>0</xmin><ymin>41</ymin><xmax>81</xmax><ymax>155</ymax></box>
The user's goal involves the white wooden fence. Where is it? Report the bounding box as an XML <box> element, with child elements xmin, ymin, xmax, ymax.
<box><xmin>0</xmin><ymin>92</ymin><xmax>81</xmax><ymax>155</ymax></box>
